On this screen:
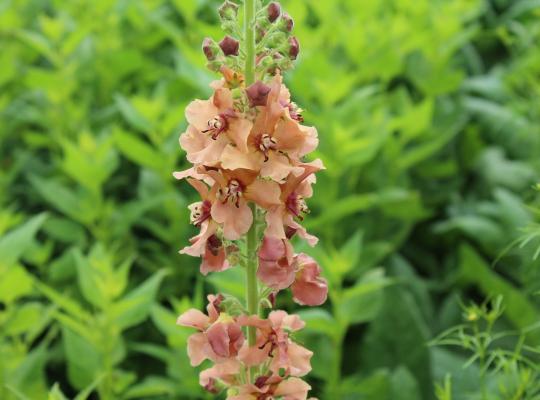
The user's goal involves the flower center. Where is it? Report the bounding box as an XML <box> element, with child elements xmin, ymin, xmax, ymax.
<box><xmin>189</xmin><ymin>200</ymin><xmax>212</xmax><ymax>226</ymax></box>
<box><xmin>203</xmin><ymin>114</ymin><xmax>228</xmax><ymax>139</ymax></box>
<box><xmin>286</xmin><ymin>192</ymin><xmax>309</xmax><ymax>219</ymax></box>
<box><xmin>288</xmin><ymin>102</ymin><xmax>304</xmax><ymax>122</ymax></box>
<box><xmin>219</xmin><ymin>179</ymin><xmax>243</xmax><ymax>207</ymax></box>
<box><xmin>258</xmin><ymin>133</ymin><xmax>278</xmax><ymax>161</ymax></box>
<box><xmin>281</xmin><ymin>100</ymin><xmax>304</xmax><ymax>122</ymax></box>
<box><xmin>206</xmin><ymin>234</ymin><xmax>223</xmax><ymax>256</ymax></box>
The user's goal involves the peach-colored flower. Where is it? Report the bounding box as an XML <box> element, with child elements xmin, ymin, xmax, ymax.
<box><xmin>200</xmin><ymin>359</ymin><xmax>242</xmax><ymax>394</ymax></box>
<box><xmin>201</xmin><ymin>168</ymin><xmax>281</xmax><ymax>240</ymax></box>
<box><xmin>180</xmin><ymin>124</ymin><xmax>230</xmax><ymax>166</ymax></box>
<box><xmin>185</xmin><ymin>86</ymin><xmax>252</xmax><ymax>153</ymax></box>
<box><xmin>291</xmin><ymin>254</ymin><xmax>328</xmax><ymax>306</ymax></box>
<box><xmin>228</xmin><ymin>376</ymin><xmax>311</xmax><ymax>400</ymax></box>
<box><xmin>238</xmin><ymin>311</ymin><xmax>312</xmax><ymax>377</ymax></box>
<box><xmin>177</xmin><ymin>296</ymin><xmax>244</xmax><ymax>366</ymax></box>
<box><xmin>220</xmin><ymin>76</ymin><xmax>317</xmax><ymax>182</ymax></box>
<box><xmin>177</xmin><ymin>179</ymin><xmax>231</xmax><ymax>275</ymax></box>
<box><xmin>265</xmin><ymin>159</ymin><xmax>324</xmax><ymax>244</ymax></box>
<box><xmin>257</xmin><ymin>236</ymin><xmax>295</xmax><ymax>290</ymax></box>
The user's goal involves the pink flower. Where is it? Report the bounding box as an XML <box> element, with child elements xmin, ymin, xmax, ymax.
<box><xmin>177</xmin><ymin>296</ymin><xmax>244</xmax><ymax>366</ymax></box>
<box><xmin>180</xmin><ymin>124</ymin><xmax>230</xmax><ymax>166</ymax></box>
<box><xmin>178</xmin><ymin>179</ymin><xmax>231</xmax><ymax>275</ymax></box>
<box><xmin>291</xmin><ymin>254</ymin><xmax>328</xmax><ymax>306</ymax></box>
<box><xmin>185</xmin><ymin>86</ymin><xmax>253</xmax><ymax>153</ymax></box>
<box><xmin>220</xmin><ymin>75</ymin><xmax>317</xmax><ymax>183</ymax></box>
<box><xmin>200</xmin><ymin>359</ymin><xmax>242</xmax><ymax>394</ymax></box>
<box><xmin>265</xmin><ymin>159</ymin><xmax>324</xmax><ymax>244</ymax></box>
<box><xmin>238</xmin><ymin>311</ymin><xmax>312</xmax><ymax>377</ymax></box>
<box><xmin>202</xmin><ymin>168</ymin><xmax>281</xmax><ymax>240</ymax></box>
<box><xmin>229</xmin><ymin>376</ymin><xmax>311</xmax><ymax>400</ymax></box>
<box><xmin>257</xmin><ymin>236</ymin><xmax>295</xmax><ymax>290</ymax></box>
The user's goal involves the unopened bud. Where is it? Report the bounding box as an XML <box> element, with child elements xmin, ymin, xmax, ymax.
<box><xmin>268</xmin><ymin>2</ymin><xmax>281</xmax><ymax>23</ymax></box>
<box><xmin>219</xmin><ymin>35</ymin><xmax>240</xmax><ymax>56</ymax></box>
<box><xmin>258</xmin><ymin>55</ymin><xmax>274</xmax><ymax>70</ymax></box>
<box><xmin>246</xmin><ymin>81</ymin><xmax>271</xmax><ymax>107</ymax></box>
<box><xmin>207</xmin><ymin>60</ymin><xmax>222</xmax><ymax>72</ymax></box>
<box><xmin>278</xmin><ymin>12</ymin><xmax>294</xmax><ymax>32</ymax></box>
<box><xmin>256</xmin><ymin>25</ymin><xmax>266</xmax><ymax>43</ymax></box>
<box><xmin>289</xmin><ymin>36</ymin><xmax>300</xmax><ymax>60</ymax></box>
<box><xmin>202</xmin><ymin>37</ymin><xmax>219</xmax><ymax>61</ymax></box>
<box><xmin>218</xmin><ymin>0</ymin><xmax>239</xmax><ymax>21</ymax></box>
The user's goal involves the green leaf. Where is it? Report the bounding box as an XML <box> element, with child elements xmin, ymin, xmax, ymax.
<box><xmin>0</xmin><ymin>213</ymin><xmax>47</xmax><ymax>267</ymax></box>
<box><xmin>297</xmin><ymin>308</ymin><xmax>337</xmax><ymax>338</ymax></box>
<box><xmin>123</xmin><ymin>376</ymin><xmax>175</xmax><ymax>399</ymax></box>
<box><xmin>28</xmin><ymin>175</ymin><xmax>97</xmax><ymax>225</ymax></box>
<box><xmin>338</xmin><ymin>268</ymin><xmax>393</xmax><ymax>325</ymax></box>
<box><xmin>62</xmin><ymin>327</ymin><xmax>101</xmax><ymax>390</ymax></box>
<box><xmin>390</xmin><ymin>367</ymin><xmax>421</xmax><ymax>400</ymax></box>
<box><xmin>111</xmin><ymin>270</ymin><xmax>168</xmax><ymax>330</ymax></box>
<box><xmin>208</xmin><ymin>267</ymin><xmax>246</xmax><ymax>299</ymax></box>
<box><xmin>459</xmin><ymin>245</ymin><xmax>540</xmax><ymax>343</ymax></box>
<box><xmin>0</xmin><ymin>265</ymin><xmax>34</xmax><ymax>304</ymax></box>
<box><xmin>361</xmin><ymin>287</ymin><xmax>433</xmax><ymax>399</ymax></box>
<box><xmin>35</xmin><ymin>281</ymin><xmax>92</xmax><ymax>322</ymax></box>
<box><xmin>48</xmin><ymin>383</ymin><xmax>69</xmax><ymax>400</ymax></box>
<box><xmin>8</xmin><ymin>344</ymin><xmax>48</xmax><ymax>398</ymax></box>
<box><xmin>114</xmin><ymin>95</ymin><xmax>153</xmax><ymax>133</ymax></box>
<box><xmin>74</xmin><ymin>249</ymin><xmax>106</xmax><ymax>308</ymax></box>
<box><xmin>4</xmin><ymin>302</ymin><xmax>45</xmax><ymax>336</ymax></box>
<box><xmin>113</xmin><ymin>128</ymin><xmax>166</xmax><ymax>171</ymax></box>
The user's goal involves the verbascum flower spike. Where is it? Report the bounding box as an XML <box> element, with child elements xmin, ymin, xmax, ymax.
<box><xmin>174</xmin><ymin>1</ymin><xmax>327</xmax><ymax>398</ymax></box>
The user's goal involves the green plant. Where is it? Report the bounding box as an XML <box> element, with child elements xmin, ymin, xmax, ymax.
<box><xmin>431</xmin><ymin>296</ymin><xmax>540</xmax><ymax>400</ymax></box>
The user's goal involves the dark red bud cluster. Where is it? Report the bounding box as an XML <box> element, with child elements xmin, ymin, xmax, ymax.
<box><xmin>268</xmin><ymin>2</ymin><xmax>281</xmax><ymax>23</ymax></box>
<box><xmin>246</xmin><ymin>81</ymin><xmax>272</xmax><ymax>107</ymax></box>
<box><xmin>289</xmin><ymin>37</ymin><xmax>300</xmax><ymax>60</ymax></box>
<box><xmin>219</xmin><ymin>36</ymin><xmax>240</xmax><ymax>56</ymax></box>
<box><xmin>202</xmin><ymin>37</ymin><xmax>219</xmax><ymax>61</ymax></box>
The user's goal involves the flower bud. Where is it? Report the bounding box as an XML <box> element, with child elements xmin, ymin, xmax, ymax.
<box><xmin>219</xmin><ymin>35</ymin><xmax>240</xmax><ymax>56</ymax></box>
<box><xmin>218</xmin><ymin>0</ymin><xmax>239</xmax><ymax>21</ymax></box>
<box><xmin>278</xmin><ymin>12</ymin><xmax>294</xmax><ymax>32</ymax></box>
<box><xmin>256</xmin><ymin>25</ymin><xmax>266</xmax><ymax>43</ymax></box>
<box><xmin>289</xmin><ymin>36</ymin><xmax>300</xmax><ymax>60</ymax></box>
<box><xmin>246</xmin><ymin>81</ymin><xmax>271</xmax><ymax>107</ymax></box>
<box><xmin>258</xmin><ymin>55</ymin><xmax>274</xmax><ymax>70</ymax></box>
<box><xmin>202</xmin><ymin>37</ymin><xmax>220</xmax><ymax>61</ymax></box>
<box><xmin>267</xmin><ymin>2</ymin><xmax>281</xmax><ymax>23</ymax></box>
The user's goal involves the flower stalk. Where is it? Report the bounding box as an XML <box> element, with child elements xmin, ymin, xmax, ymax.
<box><xmin>244</xmin><ymin>0</ymin><xmax>259</xmax><ymax>353</ymax></box>
<box><xmin>174</xmin><ymin>1</ymin><xmax>328</xmax><ymax>398</ymax></box>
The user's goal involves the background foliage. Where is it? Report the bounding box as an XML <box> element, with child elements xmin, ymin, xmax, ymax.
<box><xmin>1</xmin><ymin>0</ymin><xmax>540</xmax><ymax>399</ymax></box>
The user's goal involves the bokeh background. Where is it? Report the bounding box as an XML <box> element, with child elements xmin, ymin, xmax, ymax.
<box><xmin>1</xmin><ymin>0</ymin><xmax>540</xmax><ymax>399</ymax></box>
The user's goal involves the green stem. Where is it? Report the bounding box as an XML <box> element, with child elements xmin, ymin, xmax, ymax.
<box><xmin>244</xmin><ymin>0</ymin><xmax>258</xmax><ymax>375</ymax></box>
<box><xmin>246</xmin><ymin>204</ymin><xmax>259</xmax><ymax>342</ymax></box>
<box><xmin>244</xmin><ymin>0</ymin><xmax>256</xmax><ymax>86</ymax></box>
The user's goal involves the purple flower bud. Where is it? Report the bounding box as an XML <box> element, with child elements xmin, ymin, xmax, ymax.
<box><xmin>246</xmin><ymin>81</ymin><xmax>272</xmax><ymax>107</ymax></box>
<box><xmin>268</xmin><ymin>2</ymin><xmax>281</xmax><ymax>23</ymax></box>
<box><xmin>279</xmin><ymin>12</ymin><xmax>294</xmax><ymax>32</ymax></box>
<box><xmin>218</xmin><ymin>0</ymin><xmax>239</xmax><ymax>21</ymax></box>
<box><xmin>219</xmin><ymin>36</ymin><xmax>240</xmax><ymax>56</ymax></box>
<box><xmin>202</xmin><ymin>37</ymin><xmax>219</xmax><ymax>61</ymax></box>
<box><xmin>289</xmin><ymin>36</ymin><xmax>300</xmax><ymax>60</ymax></box>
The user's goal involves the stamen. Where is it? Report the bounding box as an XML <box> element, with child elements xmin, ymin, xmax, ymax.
<box><xmin>189</xmin><ymin>200</ymin><xmax>212</xmax><ymax>226</ymax></box>
<box><xmin>202</xmin><ymin>114</ymin><xmax>228</xmax><ymax>139</ymax></box>
<box><xmin>286</xmin><ymin>192</ymin><xmax>309</xmax><ymax>219</ymax></box>
<box><xmin>258</xmin><ymin>133</ymin><xmax>278</xmax><ymax>161</ymax></box>
<box><xmin>219</xmin><ymin>179</ymin><xmax>244</xmax><ymax>208</ymax></box>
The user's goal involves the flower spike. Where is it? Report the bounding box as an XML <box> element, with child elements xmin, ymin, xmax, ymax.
<box><xmin>174</xmin><ymin>1</ymin><xmax>326</xmax><ymax>398</ymax></box>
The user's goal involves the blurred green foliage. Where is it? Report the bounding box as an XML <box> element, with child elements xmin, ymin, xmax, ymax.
<box><xmin>1</xmin><ymin>0</ymin><xmax>540</xmax><ymax>399</ymax></box>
